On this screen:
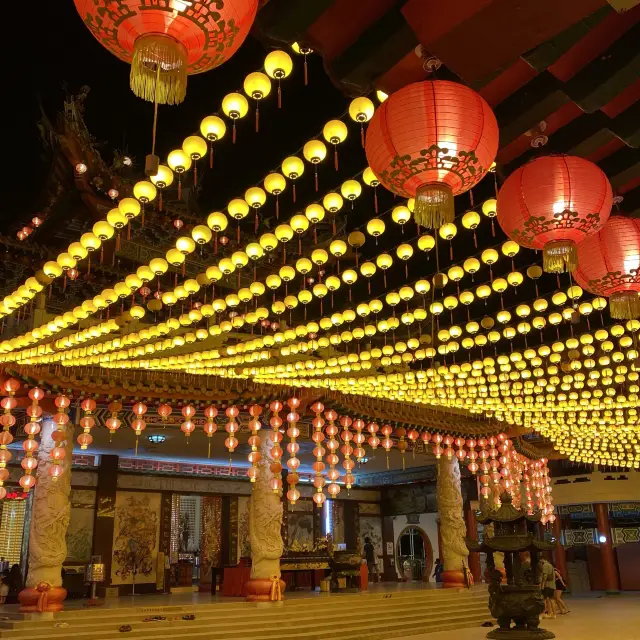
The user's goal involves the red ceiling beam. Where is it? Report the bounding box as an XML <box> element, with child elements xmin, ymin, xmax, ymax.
<box><xmin>402</xmin><ymin>0</ymin><xmax>607</xmax><ymax>83</ymax></box>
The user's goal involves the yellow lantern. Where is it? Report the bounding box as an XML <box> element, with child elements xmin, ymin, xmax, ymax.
<box><xmin>281</xmin><ymin>156</ymin><xmax>305</xmax><ymax>202</ymax></box>
<box><xmin>482</xmin><ymin>198</ymin><xmax>497</xmax><ymax>236</ymax></box>
<box><xmin>348</xmin><ymin>96</ymin><xmax>375</xmax><ymax>145</ymax></box>
<box><xmin>125</xmin><ymin>274</ymin><xmax>142</xmax><ymax>292</ymax></box>
<box><xmin>303</xmin><ymin>140</ymin><xmax>327</xmax><ymax>190</ymax></box>
<box><xmin>507</xmin><ymin>271</ymin><xmax>524</xmax><ymax>288</ymax></box>
<box><xmin>41</xmin><ymin>261</ymin><xmax>61</xmax><ymax>281</ymax></box>
<box><xmin>243</xmin><ymin>72</ymin><xmax>271</xmax><ymax>125</ymax></box>
<box><xmin>167</xmin><ymin>149</ymin><xmax>191</xmax><ymax>174</ymax></box>
<box><xmin>176</xmin><ymin>236</ymin><xmax>196</xmax><ymax>255</ymax></box>
<box><xmin>347</xmin><ymin>231</ymin><xmax>365</xmax><ymax>256</ymax></box>
<box><xmin>313</xmin><ymin>283</ymin><xmax>328</xmax><ymax>299</ymax></box>
<box><xmin>322</xmin><ymin>119</ymin><xmax>348</xmax><ymax>169</ymax></box>
<box><xmin>206</xmin><ymin>266</ymin><xmax>223</xmax><ymax>283</ymax></box>
<box><xmin>133</xmin><ymin>181</ymin><xmax>157</xmax><ymax>204</ymax></box>
<box><xmin>464</xmin><ymin>258</ymin><xmax>480</xmax><ymax>275</ymax></box>
<box><xmin>363</xmin><ymin>166</ymin><xmax>381</xmax><ymax>212</ymax></box>
<box><xmin>310</xmin><ymin>249</ymin><xmax>327</xmax><ymax>266</ymax></box>
<box><xmin>330</xmin><ymin>239</ymin><xmax>347</xmax><ymax>258</ymax></box>
<box><xmin>57</xmin><ymin>253</ymin><xmax>77</xmax><ymax>271</ymax></box>
<box><xmin>367</xmin><ymin>218</ymin><xmax>385</xmax><ymax>241</ymax></box>
<box><xmin>183</xmin><ymin>135</ymin><xmax>207</xmax><ymax>163</ymax></box>
<box><xmin>392</xmin><ymin>206</ymin><xmax>411</xmax><ymax>231</ymax></box>
<box><xmin>207</xmin><ymin>211</ymin><xmax>228</xmax><ymax>232</ymax></box>
<box><xmin>232</xmin><ymin>251</ymin><xmax>249</xmax><ymax>270</ymax></box>
<box><xmin>417</xmin><ymin>234</ymin><xmax>435</xmax><ymax>252</ymax></box>
<box><xmin>222</xmin><ymin>92</ymin><xmax>249</xmax><ymax>142</ymax></box>
<box><xmin>93</xmin><ymin>220</ymin><xmax>115</xmax><ymax>242</ymax></box>
<box><xmin>259</xmin><ymin>233</ymin><xmax>278</xmax><ymax>252</ymax></box>
<box><xmin>166</xmin><ymin>248</ymin><xmax>185</xmax><ymax>268</ymax></box>
<box><xmin>275</xmin><ymin>225</ymin><xmax>294</xmax><ymax>251</ymax></box>
<box><xmin>148</xmin><ymin>259</ymin><xmax>168</xmax><ymax>280</ymax></box>
<box><xmin>341</xmin><ymin>179</ymin><xmax>362</xmax><ymax>203</ymax></box>
<box><xmin>137</xmin><ymin>265</ymin><xmax>154</xmax><ymax>283</ymax></box>
<box><xmin>264</xmin><ymin>172</ymin><xmax>287</xmax><ymax>217</ymax></box>
<box><xmin>68</xmin><ymin>242</ymin><xmax>88</xmax><ymax>261</ymax></box>
<box><xmin>279</xmin><ymin>265</ymin><xmax>295</xmax><ymax>282</ymax></box>
<box><xmin>462</xmin><ymin>210</ymin><xmax>481</xmax><ymax>247</ymax></box>
<box><xmin>326</xmin><ymin>275</ymin><xmax>341</xmax><ymax>291</ymax></box>
<box><xmin>305</xmin><ymin>204</ymin><xmax>325</xmax><ymax>225</ymax></box>
<box><xmin>200</xmin><ymin>116</ymin><xmax>226</xmax><ymax>168</ymax></box>
<box><xmin>114</xmin><ymin>282</ymin><xmax>131</xmax><ymax>299</ymax></box>
<box><xmin>265</xmin><ymin>49</ymin><xmax>293</xmax><ymax>81</ymax></box>
<box><xmin>266</xmin><ymin>274</ymin><xmax>282</xmax><ymax>290</ymax></box>
<box><xmin>192</xmin><ymin>225</ymin><xmax>213</xmax><ymax>245</ymax></box>
<box><xmin>107</xmin><ymin>208</ymin><xmax>127</xmax><ymax>229</ymax></box>
<box><xmin>245</xmin><ymin>186</ymin><xmax>266</xmax><ymax>210</ymax></box>
<box><xmin>228</xmin><ymin>198</ymin><xmax>250</xmax><ymax>221</ymax></box>
<box><xmin>415</xmin><ymin>279</ymin><xmax>430</xmax><ymax>295</ymax></box>
<box><xmin>323</xmin><ymin>192</ymin><xmax>343</xmax><ymax>215</ymax></box>
<box><xmin>246</xmin><ymin>243</ymin><xmax>264</xmax><ymax>261</ymax></box>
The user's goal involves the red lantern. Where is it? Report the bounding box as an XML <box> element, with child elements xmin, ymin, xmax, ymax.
<box><xmin>365</xmin><ymin>80</ymin><xmax>498</xmax><ymax>228</ymax></box>
<box><xmin>573</xmin><ymin>216</ymin><xmax>640</xmax><ymax>319</ymax></box>
<box><xmin>497</xmin><ymin>155</ymin><xmax>612</xmax><ymax>273</ymax></box>
<box><xmin>74</xmin><ymin>0</ymin><xmax>259</xmax><ymax>104</ymax></box>
<box><xmin>157</xmin><ymin>403</ymin><xmax>173</xmax><ymax>422</ymax></box>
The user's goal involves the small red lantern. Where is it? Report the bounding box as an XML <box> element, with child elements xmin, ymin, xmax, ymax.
<box><xmin>157</xmin><ymin>403</ymin><xmax>172</xmax><ymax>422</ymax></box>
<box><xmin>497</xmin><ymin>155</ymin><xmax>612</xmax><ymax>273</ymax></box>
<box><xmin>365</xmin><ymin>80</ymin><xmax>498</xmax><ymax>228</ymax></box>
<box><xmin>574</xmin><ymin>215</ymin><xmax>640</xmax><ymax>319</ymax></box>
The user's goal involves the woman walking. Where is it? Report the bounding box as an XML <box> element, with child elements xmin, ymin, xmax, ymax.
<box><xmin>553</xmin><ymin>566</ymin><xmax>569</xmax><ymax>615</ymax></box>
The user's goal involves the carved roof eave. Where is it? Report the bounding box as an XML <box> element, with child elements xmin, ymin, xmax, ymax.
<box><xmin>477</xmin><ymin>505</ymin><xmax>544</xmax><ymax>525</ymax></box>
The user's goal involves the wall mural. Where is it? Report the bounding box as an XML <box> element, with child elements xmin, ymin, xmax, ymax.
<box><xmin>382</xmin><ymin>483</ymin><xmax>437</xmax><ymax>515</ymax></box>
<box><xmin>111</xmin><ymin>491</ymin><xmax>160</xmax><ymax>585</ymax></box>
<box><xmin>287</xmin><ymin>501</ymin><xmax>314</xmax><ymax>552</ymax></box>
<box><xmin>65</xmin><ymin>489</ymin><xmax>96</xmax><ymax>563</ymax></box>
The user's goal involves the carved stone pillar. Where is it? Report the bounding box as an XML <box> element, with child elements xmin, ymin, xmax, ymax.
<box><xmin>436</xmin><ymin>456</ymin><xmax>470</xmax><ymax>588</ymax></box>
<box><xmin>19</xmin><ymin>418</ymin><xmax>74</xmax><ymax>612</ymax></box>
<box><xmin>245</xmin><ymin>432</ymin><xmax>285</xmax><ymax>602</ymax></box>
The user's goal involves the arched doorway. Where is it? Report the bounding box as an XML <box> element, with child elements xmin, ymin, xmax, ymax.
<box><xmin>396</xmin><ymin>526</ymin><xmax>434</xmax><ymax>581</ymax></box>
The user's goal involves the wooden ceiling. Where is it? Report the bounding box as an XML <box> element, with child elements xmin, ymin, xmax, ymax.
<box><xmin>257</xmin><ymin>0</ymin><xmax>640</xmax><ymax>214</ymax></box>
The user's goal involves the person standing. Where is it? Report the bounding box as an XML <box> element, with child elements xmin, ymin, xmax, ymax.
<box><xmin>539</xmin><ymin>559</ymin><xmax>556</xmax><ymax>618</ymax></box>
<box><xmin>553</xmin><ymin>566</ymin><xmax>569</xmax><ymax>615</ymax></box>
<box><xmin>433</xmin><ymin>558</ymin><xmax>444</xmax><ymax>583</ymax></box>
<box><xmin>363</xmin><ymin>537</ymin><xmax>378</xmax><ymax>582</ymax></box>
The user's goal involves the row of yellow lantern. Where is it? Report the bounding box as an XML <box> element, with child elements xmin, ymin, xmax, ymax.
<box><xmin>0</xmin><ymin>189</ymin><xmax>501</xmax><ymax>357</ymax></box>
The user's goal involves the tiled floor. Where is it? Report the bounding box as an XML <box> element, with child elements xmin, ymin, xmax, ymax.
<box><xmin>402</xmin><ymin>595</ymin><xmax>640</xmax><ymax>640</ymax></box>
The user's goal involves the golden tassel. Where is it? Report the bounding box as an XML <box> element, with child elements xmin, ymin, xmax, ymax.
<box><xmin>414</xmin><ymin>183</ymin><xmax>454</xmax><ymax>229</ymax></box>
<box><xmin>542</xmin><ymin>240</ymin><xmax>577</xmax><ymax>273</ymax></box>
<box><xmin>130</xmin><ymin>34</ymin><xmax>187</xmax><ymax>105</ymax></box>
<box><xmin>610</xmin><ymin>291</ymin><xmax>640</xmax><ymax>320</ymax></box>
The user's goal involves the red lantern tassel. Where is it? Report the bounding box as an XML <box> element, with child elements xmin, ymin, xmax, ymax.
<box><xmin>314</xmin><ymin>167</ymin><xmax>318</xmax><ymax>192</ymax></box>
<box><xmin>360</xmin><ymin>124</ymin><xmax>365</xmax><ymax>147</ymax></box>
<box><xmin>374</xmin><ymin>188</ymin><xmax>378</xmax><ymax>213</ymax></box>
<box><xmin>334</xmin><ymin>146</ymin><xmax>339</xmax><ymax>171</ymax></box>
<box><xmin>304</xmin><ymin>58</ymin><xmax>308</xmax><ymax>86</ymax></box>
<box><xmin>209</xmin><ymin>144</ymin><xmax>214</xmax><ymax>169</ymax></box>
<box><xmin>278</xmin><ymin>83</ymin><xmax>282</xmax><ymax>109</ymax></box>
<box><xmin>194</xmin><ymin>165</ymin><xmax>198</xmax><ymax>186</ymax></box>
<box><xmin>233</xmin><ymin>122</ymin><xmax>237</xmax><ymax>144</ymax></box>
<box><xmin>127</xmin><ymin>224</ymin><xmax>131</xmax><ymax>240</ymax></box>
<box><xmin>116</xmin><ymin>233</ymin><xmax>121</xmax><ymax>252</ymax></box>
<box><xmin>237</xmin><ymin>224</ymin><xmax>241</xmax><ymax>244</ymax></box>
<box><xmin>100</xmin><ymin>246</ymin><xmax>104</xmax><ymax>264</ymax></box>
<box><xmin>255</xmin><ymin>212</ymin><xmax>258</xmax><ymax>233</ymax></box>
<box><xmin>178</xmin><ymin>177</ymin><xmax>182</xmax><ymax>201</ymax></box>
<box><xmin>255</xmin><ymin>103</ymin><xmax>259</xmax><ymax>133</ymax></box>
<box><xmin>87</xmin><ymin>254</ymin><xmax>91</xmax><ymax>275</ymax></box>
<box><xmin>313</xmin><ymin>227</ymin><xmax>317</xmax><ymax>244</ymax></box>
<box><xmin>182</xmin><ymin>262</ymin><xmax>185</xmax><ymax>277</ymax></box>
<box><xmin>293</xmin><ymin>183</ymin><xmax>296</xmax><ymax>203</ymax></box>
<box><xmin>276</xmin><ymin>196</ymin><xmax>280</xmax><ymax>219</ymax></box>
<box><xmin>214</xmin><ymin>233</ymin><xmax>218</xmax><ymax>254</ymax></box>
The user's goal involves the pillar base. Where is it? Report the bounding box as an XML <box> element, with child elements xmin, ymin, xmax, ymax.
<box><xmin>18</xmin><ymin>586</ymin><xmax>67</xmax><ymax>613</ymax></box>
<box><xmin>245</xmin><ymin>577</ymin><xmax>285</xmax><ymax>602</ymax></box>
<box><xmin>441</xmin><ymin>570</ymin><xmax>469</xmax><ymax>589</ymax></box>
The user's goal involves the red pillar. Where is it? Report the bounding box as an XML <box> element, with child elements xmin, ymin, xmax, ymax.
<box><xmin>594</xmin><ymin>503</ymin><xmax>619</xmax><ymax>594</ymax></box>
<box><xmin>465</xmin><ymin>506</ymin><xmax>482</xmax><ymax>584</ymax></box>
<box><xmin>551</xmin><ymin>515</ymin><xmax>568</xmax><ymax>584</ymax></box>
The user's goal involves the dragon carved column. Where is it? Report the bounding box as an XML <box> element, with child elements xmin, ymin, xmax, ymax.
<box><xmin>19</xmin><ymin>417</ymin><xmax>74</xmax><ymax>612</ymax></box>
<box><xmin>437</xmin><ymin>455</ymin><xmax>470</xmax><ymax>588</ymax></box>
<box><xmin>246</xmin><ymin>431</ymin><xmax>285</xmax><ymax>602</ymax></box>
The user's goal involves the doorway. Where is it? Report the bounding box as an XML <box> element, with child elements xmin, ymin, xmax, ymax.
<box><xmin>397</xmin><ymin>526</ymin><xmax>433</xmax><ymax>581</ymax></box>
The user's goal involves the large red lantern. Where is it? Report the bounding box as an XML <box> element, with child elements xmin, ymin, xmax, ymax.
<box><xmin>74</xmin><ymin>0</ymin><xmax>259</xmax><ymax>104</ymax></box>
<box><xmin>497</xmin><ymin>155</ymin><xmax>612</xmax><ymax>273</ymax></box>
<box><xmin>574</xmin><ymin>216</ymin><xmax>640</xmax><ymax>319</ymax></box>
<box><xmin>365</xmin><ymin>80</ymin><xmax>498</xmax><ymax>228</ymax></box>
